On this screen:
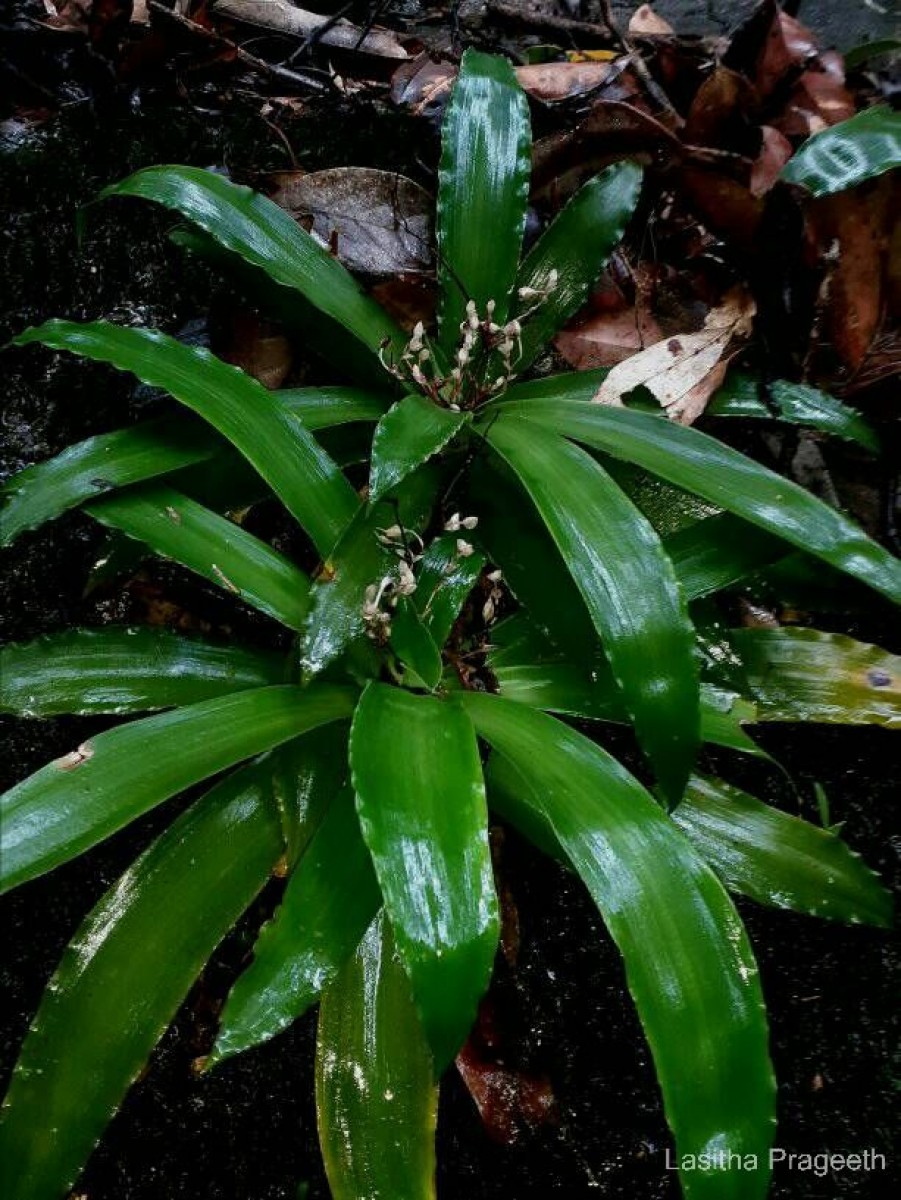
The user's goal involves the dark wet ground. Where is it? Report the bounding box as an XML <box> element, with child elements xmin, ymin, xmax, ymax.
<box><xmin>1</xmin><ymin>4</ymin><xmax>899</xmax><ymax>1197</ymax></box>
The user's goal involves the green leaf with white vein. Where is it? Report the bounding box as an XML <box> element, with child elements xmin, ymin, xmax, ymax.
<box><xmin>465</xmin><ymin>694</ymin><xmax>775</xmax><ymax>1200</ymax></box>
<box><xmin>350</xmin><ymin>684</ymin><xmax>498</xmax><ymax>1070</ymax></box>
<box><xmin>486</xmin><ymin>418</ymin><xmax>699</xmax><ymax>802</ymax></box>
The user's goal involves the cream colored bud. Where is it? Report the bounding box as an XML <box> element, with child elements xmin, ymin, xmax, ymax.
<box><xmin>482</xmin><ymin>597</ymin><xmax>495</xmax><ymax>623</ymax></box>
<box><xmin>456</xmin><ymin>539</ymin><xmax>474</xmax><ymax>557</ymax></box>
<box><xmin>487</xmin><ymin>569</ymin><xmax>502</xmax><ymax>583</ymax></box>
<box><xmin>461</xmin><ymin>515</ymin><xmax>478</xmax><ymax>530</ymax></box>
<box><xmin>444</xmin><ymin>513</ymin><xmax>461</xmax><ymax>532</ymax></box>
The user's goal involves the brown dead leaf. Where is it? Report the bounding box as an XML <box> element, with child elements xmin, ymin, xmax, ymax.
<box><xmin>775</xmin><ymin>54</ymin><xmax>855</xmax><ymax>137</ymax></box>
<box><xmin>556</xmin><ymin>293</ymin><xmax>663</xmax><ymax>369</ymax></box>
<box><xmin>750</xmin><ymin>125</ymin><xmax>793</xmax><ymax>196</ymax></box>
<box><xmin>456</xmin><ymin>1051</ymin><xmax>555</xmax><ymax>1144</ymax></box>
<box><xmin>807</xmin><ymin>181</ymin><xmax>892</xmax><ymax>371</ymax></box>
<box><xmin>221</xmin><ymin>311</ymin><xmax>293</xmax><ymax>389</ymax></box>
<box><xmin>369</xmin><ymin>276</ymin><xmax>436</xmax><ymax>332</ymax></box>
<box><xmin>390</xmin><ymin>54</ymin><xmax>456</xmax><ymax>120</ymax></box>
<box><xmin>629</xmin><ymin>4</ymin><xmax>674</xmax><ymax>37</ymax></box>
<box><xmin>514</xmin><ymin>61</ymin><xmax>613</xmax><ymax>103</ymax></box>
<box><xmin>754</xmin><ymin>10</ymin><xmax>819</xmax><ymax>99</ymax></box>
<box><xmin>593</xmin><ymin>288</ymin><xmax>756</xmax><ymax>423</ymax></box>
<box><xmin>271</xmin><ymin>168</ymin><xmax>433</xmax><ymax>277</ymax></box>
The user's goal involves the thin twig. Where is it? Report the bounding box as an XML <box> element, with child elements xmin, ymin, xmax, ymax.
<box><xmin>147</xmin><ymin>0</ymin><xmax>331</xmax><ymax>92</ymax></box>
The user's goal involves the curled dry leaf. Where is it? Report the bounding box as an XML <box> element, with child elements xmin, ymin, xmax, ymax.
<box><xmin>211</xmin><ymin>0</ymin><xmax>408</xmax><ymax>60</ymax></box>
<box><xmin>513</xmin><ymin>62</ymin><xmax>614</xmax><ymax>103</ymax></box>
<box><xmin>271</xmin><ymin>168</ymin><xmax>433</xmax><ymax>277</ymax></box>
<box><xmin>750</xmin><ymin>126</ymin><xmax>794</xmax><ymax>197</ymax></box>
<box><xmin>391</xmin><ymin>55</ymin><xmax>617</xmax><ymax>113</ymax></box>
<box><xmin>593</xmin><ymin>288</ymin><xmax>756</xmax><ymax>424</ymax></box>
<box><xmin>628</xmin><ymin>4</ymin><xmax>675</xmax><ymax>38</ymax></box>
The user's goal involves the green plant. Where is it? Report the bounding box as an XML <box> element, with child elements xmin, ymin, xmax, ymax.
<box><xmin>1</xmin><ymin>49</ymin><xmax>898</xmax><ymax>1200</ymax></box>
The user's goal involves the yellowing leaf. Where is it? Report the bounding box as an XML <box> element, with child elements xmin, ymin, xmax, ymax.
<box><xmin>593</xmin><ymin>289</ymin><xmax>756</xmax><ymax>424</ymax></box>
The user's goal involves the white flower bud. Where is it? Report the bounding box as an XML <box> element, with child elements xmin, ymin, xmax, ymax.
<box><xmin>461</xmin><ymin>515</ymin><xmax>478</xmax><ymax>530</ymax></box>
<box><xmin>456</xmin><ymin>539</ymin><xmax>474</xmax><ymax>557</ymax></box>
<box><xmin>482</xmin><ymin>597</ymin><xmax>495</xmax><ymax>623</ymax></box>
<box><xmin>457</xmin><ymin>347</ymin><xmax>469</xmax><ymax>366</ymax></box>
<box><xmin>444</xmin><ymin>513</ymin><xmax>462</xmax><ymax>532</ymax></box>
<box><xmin>486</xmin><ymin>299</ymin><xmax>496</xmax><ymax>316</ymax></box>
<box><xmin>412</xmin><ymin>321</ymin><xmax>425</xmax><ymax>340</ymax></box>
<box><xmin>487</xmin><ymin>569</ymin><xmax>502</xmax><ymax>583</ymax></box>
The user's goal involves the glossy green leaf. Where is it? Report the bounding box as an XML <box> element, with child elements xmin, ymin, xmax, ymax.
<box><xmin>88</xmin><ymin>484</ymin><xmax>311</xmax><ymax>629</ymax></box>
<box><xmin>843</xmin><ymin>39</ymin><xmax>901</xmax><ymax>69</ymax></box>
<box><xmin>0</xmin><ymin>416</ymin><xmax>215</xmax><ymax>548</ymax></box>
<box><xmin>436</xmin><ymin>50</ymin><xmax>531</xmax><ymax>354</ymax></box>
<box><xmin>709</xmin><ymin>373</ymin><xmax>880</xmax><ymax>453</ymax></box>
<box><xmin>732</xmin><ymin>627</ymin><xmax>901</xmax><ymax>726</ymax></box>
<box><xmin>0</xmin><ymin>684</ymin><xmax>356</xmax><ymax>894</ymax></box>
<box><xmin>349</xmin><ymin>684</ymin><xmax>498</xmax><ymax>1070</ymax></box>
<box><xmin>512</xmin><ymin>163</ymin><xmax>643</xmax><ymax>371</ymax></box>
<box><xmin>99</xmin><ymin>166</ymin><xmax>406</xmax><ymax>357</ymax></box>
<box><xmin>0</xmin><ymin>753</ymin><xmax>287</xmax><ymax>1200</ymax></box>
<box><xmin>0</xmin><ymin>386</ymin><xmax>387</xmax><ymax>548</ymax></box>
<box><xmin>0</xmin><ymin>628</ymin><xmax>285</xmax><ymax>716</ymax></box>
<box><xmin>267</xmin><ymin>722</ymin><xmax>349</xmax><ymax>871</ymax></box>
<box><xmin>413</xmin><ymin>533</ymin><xmax>486</xmax><ymax>647</ymax></box>
<box><xmin>370</xmin><ymin>393</ymin><xmax>468</xmax><ymax>503</ymax></box>
<box><xmin>781</xmin><ymin>104</ymin><xmax>901</xmax><ymax>196</ymax></box>
<box><xmin>465</xmin><ymin>694</ymin><xmax>775</xmax><ymax>1199</ymax></box>
<box><xmin>390</xmin><ymin>599</ymin><xmax>444</xmax><ymax>689</ymax></box>
<box><xmin>504</xmin><ymin>368</ymin><xmax>608</xmax><ymax>404</ymax></box>
<box><xmin>486</xmin><ymin>418</ymin><xmax>699</xmax><ymax>801</ymax></box>
<box><xmin>673</xmin><ymin>774</ymin><xmax>893</xmax><ymax>927</ymax></box>
<box><xmin>171</xmin><ymin>226</ymin><xmax>394</xmax><ymax>387</ymax></box>
<box><xmin>488</xmin><ymin>656</ymin><xmax>765</xmax><ymax>759</ymax></box>
<box><xmin>486</xmin><ymin>399</ymin><xmax>901</xmax><ymax>605</ymax></box>
<box><xmin>279</xmin><ymin>385</ymin><xmax>391</xmax><ymax>430</ymax></box>
<box><xmin>302</xmin><ymin>468</ymin><xmax>439</xmax><ymax>678</ymax></box>
<box><xmin>316</xmin><ymin>912</ymin><xmax>437</xmax><ymax>1200</ymax></box>
<box><xmin>467</xmin><ymin>452</ymin><xmax>601</xmax><ymax>663</ymax></box>
<box><xmin>663</xmin><ymin>513</ymin><xmax>786</xmax><ymax>601</ymax></box>
<box><xmin>210</xmin><ymin>785</ymin><xmax>380</xmax><ymax>1066</ymax></box>
<box><xmin>12</xmin><ymin>321</ymin><xmax>359</xmax><ymax>557</ymax></box>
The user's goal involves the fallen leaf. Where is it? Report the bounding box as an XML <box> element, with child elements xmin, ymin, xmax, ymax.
<box><xmin>556</xmin><ymin>305</ymin><xmax>664</xmax><ymax>369</ymax></box>
<box><xmin>390</xmin><ymin>54</ymin><xmax>456</xmax><ymax>120</ymax></box>
<box><xmin>221</xmin><ymin>310</ymin><xmax>293</xmax><ymax>389</ymax></box>
<box><xmin>514</xmin><ymin>61</ymin><xmax>613</xmax><ymax>103</ymax></box>
<box><xmin>271</xmin><ymin>167</ymin><xmax>433</xmax><ymax>277</ymax></box>
<box><xmin>806</xmin><ymin>180</ymin><xmax>892</xmax><ymax>371</ymax></box>
<box><xmin>628</xmin><ymin>4</ymin><xmax>675</xmax><ymax>37</ymax></box>
<box><xmin>369</xmin><ymin>275</ymin><xmax>436</xmax><ymax>331</ymax></box>
<box><xmin>593</xmin><ymin>288</ymin><xmax>756</xmax><ymax>423</ymax></box>
<box><xmin>750</xmin><ymin>125</ymin><xmax>794</xmax><ymax>196</ymax></box>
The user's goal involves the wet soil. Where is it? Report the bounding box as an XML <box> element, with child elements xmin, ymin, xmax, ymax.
<box><xmin>1</xmin><ymin>6</ymin><xmax>899</xmax><ymax>1198</ymax></box>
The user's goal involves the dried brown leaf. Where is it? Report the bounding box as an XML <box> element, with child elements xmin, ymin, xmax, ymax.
<box><xmin>593</xmin><ymin>288</ymin><xmax>756</xmax><ymax>423</ymax></box>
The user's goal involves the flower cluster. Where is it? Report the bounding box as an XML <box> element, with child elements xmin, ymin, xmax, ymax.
<box><xmin>377</xmin><ymin>272</ymin><xmax>559</xmax><ymax>411</ymax></box>
<box><xmin>360</xmin><ymin>513</ymin><xmax>483</xmax><ymax>645</ymax></box>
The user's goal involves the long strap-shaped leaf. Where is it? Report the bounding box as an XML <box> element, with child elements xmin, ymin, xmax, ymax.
<box><xmin>512</xmin><ymin>163</ymin><xmax>643</xmax><ymax>371</ymax></box>
<box><xmin>316</xmin><ymin>912</ymin><xmax>437</xmax><ymax>1200</ymax></box>
<box><xmin>673</xmin><ymin>775</ymin><xmax>892</xmax><ymax>927</ymax></box>
<box><xmin>98</xmin><ymin>166</ymin><xmax>407</xmax><ymax>356</ymax></box>
<box><xmin>0</xmin><ymin>416</ymin><xmax>215</xmax><ymax>547</ymax></box>
<box><xmin>0</xmin><ymin>753</ymin><xmax>287</xmax><ymax>1200</ymax></box>
<box><xmin>709</xmin><ymin>373</ymin><xmax>880</xmax><ymax>452</ymax></box>
<box><xmin>731</xmin><ymin>627</ymin><xmax>901</xmax><ymax>726</ymax></box>
<box><xmin>0</xmin><ymin>628</ymin><xmax>285</xmax><ymax>716</ymax></box>
<box><xmin>209</xmin><ymin>785</ymin><xmax>380</xmax><ymax>1067</ymax></box>
<box><xmin>0</xmin><ymin>684</ymin><xmax>356</xmax><ymax>894</ymax></box>
<box><xmin>484</xmin><ymin>400</ymin><xmax>901</xmax><ymax>605</ymax></box>
<box><xmin>486</xmin><ymin>419</ymin><xmax>699</xmax><ymax>802</ymax></box>
<box><xmin>436</xmin><ymin>49</ymin><xmax>531</xmax><ymax>354</ymax></box>
<box><xmin>0</xmin><ymin>386</ymin><xmax>388</xmax><ymax>548</ymax></box>
<box><xmin>465</xmin><ymin>694</ymin><xmax>775</xmax><ymax>1200</ymax></box>
<box><xmin>349</xmin><ymin>684</ymin><xmax>498</xmax><ymax>1071</ymax></box>
<box><xmin>780</xmin><ymin>104</ymin><xmax>901</xmax><ymax>195</ymax></box>
<box><xmin>87</xmin><ymin>484</ymin><xmax>311</xmax><ymax>629</ymax></box>
<box><xmin>369</xmin><ymin>393</ymin><xmax>468</xmax><ymax>503</ymax></box>
<box><xmin>12</xmin><ymin>322</ymin><xmax>359</xmax><ymax>556</ymax></box>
